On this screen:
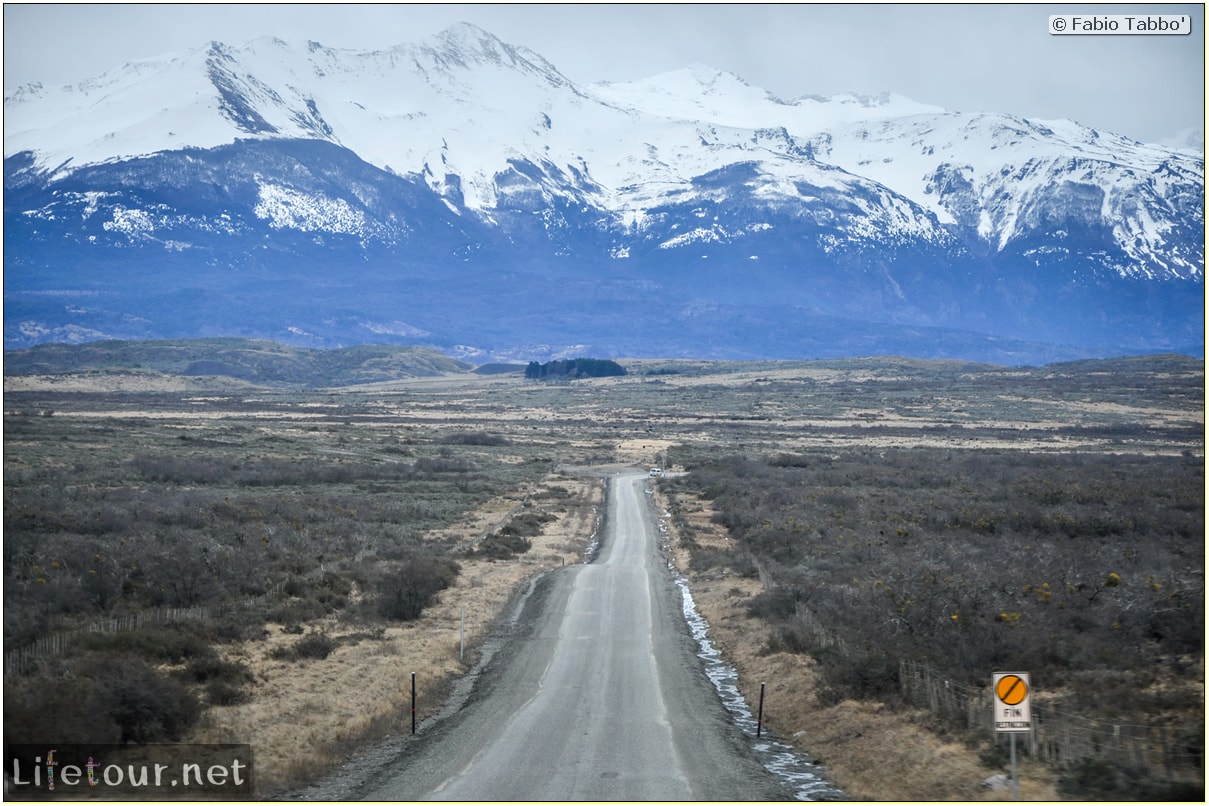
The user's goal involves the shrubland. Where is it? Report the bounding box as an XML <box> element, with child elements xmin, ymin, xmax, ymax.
<box><xmin>661</xmin><ymin>444</ymin><xmax>1203</xmax><ymax>797</ymax></box>
<box><xmin>663</xmin><ymin>447</ymin><xmax>1202</xmax><ymax>706</ymax></box>
<box><xmin>4</xmin><ymin>352</ymin><xmax>1203</xmax><ymax>797</ymax></box>
<box><xmin>3</xmin><ymin>389</ymin><xmax>560</xmax><ymax>747</ymax></box>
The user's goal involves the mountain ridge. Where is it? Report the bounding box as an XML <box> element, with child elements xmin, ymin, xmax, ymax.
<box><xmin>4</xmin><ymin>23</ymin><xmax>1203</xmax><ymax>363</ymax></box>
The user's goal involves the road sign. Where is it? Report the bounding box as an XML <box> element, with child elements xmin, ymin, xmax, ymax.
<box><xmin>993</xmin><ymin>671</ymin><xmax>1032</xmax><ymax>732</ymax></box>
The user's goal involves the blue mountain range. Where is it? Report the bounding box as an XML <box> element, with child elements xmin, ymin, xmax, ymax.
<box><xmin>4</xmin><ymin>24</ymin><xmax>1203</xmax><ymax>364</ymax></box>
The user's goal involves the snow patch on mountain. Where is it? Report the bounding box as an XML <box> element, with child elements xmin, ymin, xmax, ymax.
<box><xmin>103</xmin><ymin>206</ymin><xmax>159</xmax><ymax>237</ymax></box>
<box><xmin>255</xmin><ymin>181</ymin><xmax>368</xmax><ymax>234</ymax></box>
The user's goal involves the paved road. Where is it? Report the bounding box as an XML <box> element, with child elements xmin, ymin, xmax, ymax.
<box><xmin>362</xmin><ymin>470</ymin><xmax>791</xmax><ymax>801</ymax></box>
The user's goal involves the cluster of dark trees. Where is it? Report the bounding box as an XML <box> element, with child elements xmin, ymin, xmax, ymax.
<box><xmin>524</xmin><ymin>358</ymin><xmax>625</xmax><ymax>380</ymax></box>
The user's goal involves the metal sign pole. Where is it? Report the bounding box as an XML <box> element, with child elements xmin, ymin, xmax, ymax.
<box><xmin>1010</xmin><ymin>732</ymin><xmax>1017</xmax><ymax>800</ymax></box>
<box><xmin>993</xmin><ymin>671</ymin><xmax>1030</xmax><ymax>801</ymax></box>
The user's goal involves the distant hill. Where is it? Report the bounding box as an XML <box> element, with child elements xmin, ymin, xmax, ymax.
<box><xmin>2</xmin><ymin>338</ymin><xmax>473</xmax><ymax>387</ymax></box>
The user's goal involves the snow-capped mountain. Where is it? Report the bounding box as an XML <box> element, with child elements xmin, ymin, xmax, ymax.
<box><xmin>808</xmin><ymin>114</ymin><xmax>1203</xmax><ymax>280</ymax></box>
<box><xmin>4</xmin><ymin>23</ymin><xmax>1204</xmax><ymax>363</ymax></box>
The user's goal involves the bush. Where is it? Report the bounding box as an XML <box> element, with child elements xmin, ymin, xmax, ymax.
<box><xmin>376</xmin><ymin>554</ymin><xmax>460</xmax><ymax>621</ymax></box>
<box><xmin>747</xmin><ymin>586</ymin><xmax>803</xmax><ymax>621</ymax></box>
<box><xmin>473</xmin><ymin>532</ymin><xmax>531</xmax><ymax>559</ymax></box>
<box><xmin>206</xmin><ymin>679</ymin><xmax>252</xmax><ymax>706</ymax></box>
<box><xmin>1058</xmin><ymin>757</ymin><xmax>1204</xmax><ymax>801</ymax></box>
<box><xmin>812</xmin><ymin>647</ymin><xmax>901</xmax><ymax>703</ymax></box>
<box><xmin>86</xmin><ymin>656</ymin><xmax>202</xmax><ymax>743</ymax></box>
<box><xmin>179</xmin><ymin>654</ymin><xmax>254</xmax><ymax>686</ymax></box>
<box><xmin>270</xmin><ymin>631</ymin><xmax>336</xmax><ymax>661</ymax></box>
<box><xmin>502</xmin><ymin>510</ymin><xmax>555</xmax><ymax>537</ymax></box>
<box><xmin>80</xmin><ymin>624</ymin><xmax>216</xmax><ymax>664</ymax></box>
<box><xmin>5</xmin><ymin>667</ymin><xmax>114</xmax><ymax>744</ymax></box>
<box><xmin>294</xmin><ymin>632</ymin><xmax>336</xmax><ymax>660</ymax></box>
<box><xmin>472</xmin><ymin>510</ymin><xmax>554</xmax><ymax>559</ymax></box>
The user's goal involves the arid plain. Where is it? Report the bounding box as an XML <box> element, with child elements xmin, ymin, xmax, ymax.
<box><xmin>5</xmin><ymin>353</ymin><xmax>1203</xmax><ymax>799</ymax></box>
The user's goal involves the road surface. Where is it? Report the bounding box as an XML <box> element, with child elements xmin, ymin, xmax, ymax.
<box><xmin>360</xmin><ymin>470</ymin><xmax>792</xmax><ymax>800</ymax></box>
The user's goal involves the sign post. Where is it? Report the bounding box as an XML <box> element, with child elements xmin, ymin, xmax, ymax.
<box><xmin>756</xmin><ymin>682</ymin><xmax>765</xmax><ymax>738</ymax></box>
<box><xmin>993</xmin><ymin>672</ymin><xmax>1031</xmax><ymax>800</ymax></box>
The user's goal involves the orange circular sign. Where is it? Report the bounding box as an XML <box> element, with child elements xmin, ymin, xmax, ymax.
<box><xmin>996</xmin><ymin>674</ymin><xmax>1029</xmax><ymax>706</ymax></box>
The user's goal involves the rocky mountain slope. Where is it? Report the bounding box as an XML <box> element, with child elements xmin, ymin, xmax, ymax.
<box><xmin>4</xmin><ymin>23</ymin><xmax>1203</xmax><ymax>363</ymax></box>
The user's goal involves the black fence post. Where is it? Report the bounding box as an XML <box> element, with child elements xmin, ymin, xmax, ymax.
<box><xmin>756</xmin><ymin>682</ymin><xmax>766</xmax><ymax>738</ymax></box>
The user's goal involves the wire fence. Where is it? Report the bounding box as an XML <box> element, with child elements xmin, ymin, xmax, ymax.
<box><xmin>899</xmin><ymin>659</ymin><xmax>1204</xmax><ymax>782</ymax></box>
<box><xmin>4</xmin><ymin>576</ymin><xmax>309</xmax><ymax>677</ymax></box>
<box><xmin>4</xmin><ymin>606</ymin><xmax>214</xmax><ymax>676</ymax></box>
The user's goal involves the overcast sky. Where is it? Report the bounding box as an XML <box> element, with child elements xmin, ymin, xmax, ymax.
<box><xmin>3</xmin><ymin>3</ymin><xmax>1205</xmax><ymax>144</ymax></box>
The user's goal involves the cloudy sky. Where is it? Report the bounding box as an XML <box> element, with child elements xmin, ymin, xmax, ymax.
<box><xmin>4</xmin><ymin>3</ymin><xmax>1205</xmax><ymax>144</ymax></box>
